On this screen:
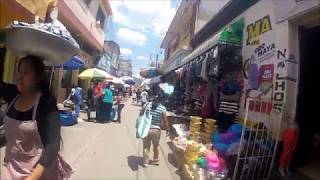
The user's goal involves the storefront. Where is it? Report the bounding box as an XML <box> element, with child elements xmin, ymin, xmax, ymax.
<box><xmin>162</xmin><ymin>17</ymin><xmax>248</xmax><ymax>179</ymax></box>
<box><xmin>162</xmin><ymin>1</ymin><xmax>320</xmax><ymax>179</ymax></box>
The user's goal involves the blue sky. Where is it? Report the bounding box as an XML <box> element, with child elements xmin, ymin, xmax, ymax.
<box><xmin>106</xmin><ymin>0</ymin><xmax>180</xmax><ymax>76</ymax></box>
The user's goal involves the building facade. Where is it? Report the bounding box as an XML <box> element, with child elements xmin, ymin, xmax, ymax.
<box><xmin>53</xmin><ymin>0</ymin><xmax>112</xmax><ymax>102</ymax></box>
<box><xmin>160</xmin><ymin>0</ymin><xmax>231</xmax><ymax>74</ymax></box>
<box><xmin>94</xmin><ymin>40</ymin><xmax>120</xmax><ymax>76</ymax></box>
<box><xmin>162</xmin><ymin>0</ymin><xmax>320</xmax><ymax>178</ymax></box>
<box><xmin>117</xmin><ymin>57</ymin><xmax>133</xmax><ymax>77</ymax></box>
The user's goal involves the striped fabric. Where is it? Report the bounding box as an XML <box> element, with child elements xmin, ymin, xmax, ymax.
<box><xmin>218</xmin><ymin>101</ymin><xmax>239</xmax><ymax>120</ymax></box>
<box><xmin>145</xmin><ymin>103</ymin><xmax>166</xmax><ymax>129</ymax></box>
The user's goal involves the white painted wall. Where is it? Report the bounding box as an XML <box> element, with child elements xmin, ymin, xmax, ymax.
<box><xmin>194</xmin><ymin>0</ymin><xmax>230</xmax><ymax>34</ymax></box>
<box><xmin>240</xmin><ymin>0</ymin><xmax>319</xmax><ymax>139</ymax></box>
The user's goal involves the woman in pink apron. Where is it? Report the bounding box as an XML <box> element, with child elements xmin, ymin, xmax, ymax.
<box><xmin>0</xmin><ymin>55</ymin><xmax>72</xmax><ymax>180</ymax></box>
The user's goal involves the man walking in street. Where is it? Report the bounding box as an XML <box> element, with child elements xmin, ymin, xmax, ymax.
<box><xmin>141</xmin><ymin>89</ymin><xmax>148</xmax><ymax>107</ymax></box>
<box><xmin>87</xmin><ymin>83</ymin><xmax>95</xmax><ymax>121</ymax></box>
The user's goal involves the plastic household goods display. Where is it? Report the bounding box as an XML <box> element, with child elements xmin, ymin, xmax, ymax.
<box><xmin>202</xmin><ymin>118</ymin><xmax>217</xmax><ymax>143</ymax></box>
<box><xmin>189</xmin><ymin>116</ymin><xmax>202</xmax><ymax>142</ymax></box>
<box><xmin>184</xmin><ymin>140</ymin><xmax>203</xmax><ymax>167</ymax></box>
<box><xmin>211</xmin><ymin>123</ymin><xmax>243</xmax><ymax>156</ymax></box>
<box><xmin>60</xmin><ymin>111</ymin><xmax>77</xmax><ymax>126</ymax></box>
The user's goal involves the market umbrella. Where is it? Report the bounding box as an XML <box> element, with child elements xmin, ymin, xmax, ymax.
<box><xmin>78</xmin><ymin>68</ymin><xmax>114</xmax><ymax>80</ymax></box>
<box><xmin>159</xmin><ymin>83</ymin><xmax>174</xmax><ymax>95</ymax></box>
<box><xmin>120</xmin><ymin>76</ymin><xmax>135</xmax><ymax>85</ymax></box>
<box><xmin>120</xmin><ymin>76</ymin><xmax>133</xmax><ymax>81</ymax></box>
<box><xmin>124</xmin><ymin>84</ymin><xmax>130</xmax><ymax>88</ymax></box>
<box><xmin>106</xmin><ymin>77</ymin><xmax>125</xmax><ymax>85</ymax></box>
<box><xmin>140</xmin><ymin>68</ymin><xmax>162</xmax><ymax>78</ymax></box>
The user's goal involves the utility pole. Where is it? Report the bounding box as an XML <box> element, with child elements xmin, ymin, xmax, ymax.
<box><xmin>155</xmin><ymin>54</ymin><xmax>159</xmax><ymax>68</ymax></box>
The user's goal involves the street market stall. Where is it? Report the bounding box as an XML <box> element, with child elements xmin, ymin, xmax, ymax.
<box><xmin>161</xmin><ymin>17</ymin><xmax>279</xmax><ymax>180</ymax></box>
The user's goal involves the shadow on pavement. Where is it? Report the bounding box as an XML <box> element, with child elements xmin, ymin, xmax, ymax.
<box><xmin>167</xmin><ymin>153</ymin><xmax>178</xmax><ymax>169</ymax></box>
<box><xmin>127</xmin><ymin>155</ymin><xmax>144</xmax><ymax>171</ymax></box>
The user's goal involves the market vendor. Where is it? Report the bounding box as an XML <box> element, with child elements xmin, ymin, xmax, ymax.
<box><xmin>0</xmin><ymin>55</ymin><xmax>72</xmax><ymax>180</ymax></box>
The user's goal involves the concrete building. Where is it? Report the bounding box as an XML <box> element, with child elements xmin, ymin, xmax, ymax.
<box><xmin>52</xmin><ymin>0</ymin><xmax>112</xmax><ymax>102</ymax></box>
<box><xmin>94</xmin><ymin>40</ymin><xmax>120</xmax><ymax>76</ymax></box>
<box><xmin>117</xmin><ymin>57</ymin><xmax>133</xmax><ymax>77</ymax></box>
<box><xmin>160</xmin><ymin>0</ymin><xmax>230</xmax><ymax>74</ymax></box>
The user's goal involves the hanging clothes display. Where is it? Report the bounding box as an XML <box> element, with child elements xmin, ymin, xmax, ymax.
<box><xmin>200</xmin><ymin>54</ymin><xmax>209</xmax><ymax>82</ymax></box>
<box><xmin>207</xmin><ymin>48</ymin><xmax>221</xmax><ymax>80</ymax></box>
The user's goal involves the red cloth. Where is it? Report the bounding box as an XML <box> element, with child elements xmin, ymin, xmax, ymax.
<box><xmin>280</xmin><ymin>127</ymin><xmax>298</xmax><ymax>168</ymax></box>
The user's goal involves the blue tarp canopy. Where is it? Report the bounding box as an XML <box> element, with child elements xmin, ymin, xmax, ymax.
<box><xmin>58</xmin><ymin>56</ymin><xmax>84</xmax><ymax>70</ymax></box>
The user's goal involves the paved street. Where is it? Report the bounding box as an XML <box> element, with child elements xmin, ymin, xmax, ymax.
<box><xmin>1</xmin><ymin>102</ymin><xmax>180</xmax><ymax>180</ymax></box>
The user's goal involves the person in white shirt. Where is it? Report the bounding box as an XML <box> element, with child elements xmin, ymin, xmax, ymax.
<box><xmin>141</xmin><ymin>90</ymin><xmax>148</xmax><ymax>107</ymax></box>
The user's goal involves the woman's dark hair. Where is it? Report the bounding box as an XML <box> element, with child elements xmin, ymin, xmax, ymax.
<box><xmin>18</xmin><ymin>55</ymin><xmax>50</xmax><ymax>94</ymax></box>
<box><xmin>151</xmin><ymin>94</ymin><xmax>163</xmax><ymax>110</ymax></box>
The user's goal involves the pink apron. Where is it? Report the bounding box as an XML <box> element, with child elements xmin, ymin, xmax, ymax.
<box><xmin>1</xmin><ymin>93</ymin><xmax>72</xmax><ymax>180</ymax></box>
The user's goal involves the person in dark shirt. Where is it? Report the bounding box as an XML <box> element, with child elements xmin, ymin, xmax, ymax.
<box><xmin>0</xmin><ymin>55</ymin><xmax>72</xmax><ymax>180</ymax></box>
<box><xmin>87</xmin><ymin>83</ymin><xmax>95</xmax><ymax>121</ymax></box>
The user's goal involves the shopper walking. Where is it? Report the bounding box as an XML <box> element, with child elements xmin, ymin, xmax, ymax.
<box><xmin>116</xmin><ymin>91</ymin><xmax>125</xmax><ymax>123</ymax></box>
<box><xmin>136</xmin><ymin>89</ymin><xmax>141</xmax><ymax>103</ymax></box>
<box><xmin>0</xmin><ymin>55</ymin><xmax>72</xmax><ymax>180</ymax></box>
<box><xmin>141</xmin><ymin>95</ymin><xmax>168</xmax><ymax>167</ymax></box>
<box><xmin>141</xmin><ymin>89</ymin><xmax>149</xmax><ymax>107</ymax></box>
<box><xmin>101</xmin><ymin>84</ymin><xmax>113</xmax><ymax>123</ymax></box>
<box><xmin>94</xmin><ymin>82</ymin><xmax>103</xmax><ymax>122</ymax></box>
<box><xmin>87</xmin><ymin>83</ymin><xmax>95</xmax><ymax>121</ymax></box>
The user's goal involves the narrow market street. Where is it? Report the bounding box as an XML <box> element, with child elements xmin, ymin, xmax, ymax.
<box><xmin>58</xmin><ymin>101</ymin><xmax>179</xmax><ymax>180</ymax></box>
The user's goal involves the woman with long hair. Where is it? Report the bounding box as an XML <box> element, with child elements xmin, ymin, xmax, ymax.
<box><xmin>0</xmin><ymin>55</ymin><xmax>72</xmax><ymax>180</ymax></box>
<box><xmin>142</xmin><ymin>94</ymin><xmax>168</xmax><ymax>167</ymax></box>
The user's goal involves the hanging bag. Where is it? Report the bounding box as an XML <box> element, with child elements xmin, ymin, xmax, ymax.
<box><xmin>136</xmin><ymin>102</ymin><xmax>152</xmax><ymax>139</ymax></box>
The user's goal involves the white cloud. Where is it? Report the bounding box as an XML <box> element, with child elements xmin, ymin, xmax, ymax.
<box><xmin>117</xmin><ymin>28</ymin><xmax>147</xmax><ymax>46</ymax></box>
<box><xmin>120</xmin><ymin>48</ymin><xmax>132</xmax><ymax>56</ymax></box>
<box><xmin>111</xmin><ymin>0</ymin><xmax>176</xmax><ymax>35</ymax></box>
<box><xmin>137</xmin><ymin>56</ymin><xmax>148</xmax><ymax>61</ymax></box>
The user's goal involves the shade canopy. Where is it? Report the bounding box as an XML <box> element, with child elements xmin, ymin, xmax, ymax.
<box><xmin>121</xmin><ymin>76</ymin><xmax>135</xmax><ymax>85</ymax></box>
<box><xmin>106</xmin><ymin>77</ymin><xmax>125</xmax><ymax>85</ymax></box>
<box><xmin>56</xmin><ymin>56</ymin><xmax>85</xmax><ymax>70</ymax></box>
<box><xmin>78</xmin><ymin>68</ymin><xmax>113</xmax><ymax>80</ymax></box>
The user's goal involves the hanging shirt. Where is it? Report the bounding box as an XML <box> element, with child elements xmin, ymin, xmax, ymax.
<box><xmin>218</xmin><ymin>100</ymin><xmax>239</xmax><ymax>120</ymax></box>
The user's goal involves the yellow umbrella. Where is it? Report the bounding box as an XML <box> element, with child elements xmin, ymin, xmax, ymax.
<box><xmin>78</xmin><ymin>68</ymin><xmax>114</xmax><ymax>80</ymax></box>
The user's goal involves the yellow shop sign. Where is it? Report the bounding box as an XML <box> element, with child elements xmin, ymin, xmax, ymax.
<box><xmin>246</xmin><ymin>15</ymin><xmax>272</xmax><ymax>46</ymax></box>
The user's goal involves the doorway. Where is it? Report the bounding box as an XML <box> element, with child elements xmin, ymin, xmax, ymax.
<box><xmin>292</xmin><ymin>25</ymin><xmax>320</xmax><ymax>179</ymax></box>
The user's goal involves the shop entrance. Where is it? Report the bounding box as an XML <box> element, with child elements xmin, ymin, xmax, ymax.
<box><xmin>292</xmin><ymin>25</ymin><xmax>320</xmax><ymax>179</ymax></box>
